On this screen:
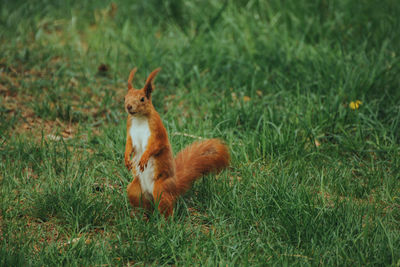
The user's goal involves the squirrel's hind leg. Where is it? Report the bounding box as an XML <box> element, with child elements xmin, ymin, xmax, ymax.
<box><xmin>153</xmin><ymin>180</ymin><xmax>175</xmax><ymax>218</ymax></box>
<box><xmin>127</xmin><ymin>178</ymin><xmax>151</xmax><ymax>210</ymax></box>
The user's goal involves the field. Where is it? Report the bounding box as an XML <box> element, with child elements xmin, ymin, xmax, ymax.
<box><xmin>1</xmin><ymin>0</ymin><xmax>399</xmax><ymax>265</ymax></box>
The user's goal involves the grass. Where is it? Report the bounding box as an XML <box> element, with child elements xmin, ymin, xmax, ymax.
<box><xmin>1</xmin><ymin>0</ymin><xmax>399</xmax><ymax>265</ymax></box>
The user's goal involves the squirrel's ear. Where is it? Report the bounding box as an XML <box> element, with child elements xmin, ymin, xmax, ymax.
<box><xmin>127</xmin><ymin>67</ymin><xmax>137</xmax><ymax>90</ymax></box>
<box><xmin>144</xmin><ymin>68</ymin><xmax>161</xmax><ymax>99</ymax></box>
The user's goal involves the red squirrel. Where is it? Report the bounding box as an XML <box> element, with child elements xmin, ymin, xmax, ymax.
<box><xmin>124</xmin><ymin>67</ymin><xmax>230</xmax><ymax>217</ymax></box>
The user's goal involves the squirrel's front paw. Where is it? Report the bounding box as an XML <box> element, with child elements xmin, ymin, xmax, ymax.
<box><xmin>125</xmin><ymin>158</ymin><xmax>133</xmax><ymax>170</ymax></box>
<box><xmin>127</xmin><ymin>162</ymin><xmax>134</xmax><ymax>170</ymax></box>
<box><xmin>138</xmin><ymin>155</ymin><xmax>149</xmax><ymax>172</ymax></box>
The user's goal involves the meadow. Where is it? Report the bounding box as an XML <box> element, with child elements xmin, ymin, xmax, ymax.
<box><xmin>1</xmin><ymin>0</ymin><xmax>399</xmax><ymax>265</ymax></box>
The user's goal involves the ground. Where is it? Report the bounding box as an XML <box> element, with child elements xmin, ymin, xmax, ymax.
<box><xmin>1</xmin><ymin>0</ymin><xmax>399</xmax><ymax>265</ymax></box>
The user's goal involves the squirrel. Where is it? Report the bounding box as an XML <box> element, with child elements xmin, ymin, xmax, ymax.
<box><xmin>124</xmin><ymin>67</ymin><xmax>230</xmax><ymax>217</ymax></box>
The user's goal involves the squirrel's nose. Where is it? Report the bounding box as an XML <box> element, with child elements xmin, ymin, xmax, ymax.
<box><xmin>127</xmin><ymin>104</ymin><xmax>132</xmax><ymax>110</ymax></box>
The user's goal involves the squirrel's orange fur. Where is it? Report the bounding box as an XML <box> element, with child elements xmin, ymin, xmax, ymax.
<box><xmin>124</xmin><ymin>68</ymin><xmax>230</xmax><ymax>217</ymax></box>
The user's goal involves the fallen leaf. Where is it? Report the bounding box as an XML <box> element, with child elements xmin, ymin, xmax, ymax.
<box><xmin>98</xmin><ymin>64</ymin><xmax>109</xmax><ymax>74</ymax></box>
<box><xmin>349</xmin><ymin>100</ymin><xmax>362</xmax><ymax>110</ymax></box>
<box><xmin>47</xmin><ymin>134</ymin><xmax>71</xmax><ymax>141</ymax></box>
<box><xmin>314</xmin><ymin>139</ymin><xmax>321</xmax><ymax>147</ymax></box>
<box><xmin>243</xmin><ymin>96</ymin><xmax>251</xmax><ymax>102</ymax></box>
<box><xmin>231</xmin><ymin>92</ymin><xmax>237</xmax><ymax>101</ymax></box>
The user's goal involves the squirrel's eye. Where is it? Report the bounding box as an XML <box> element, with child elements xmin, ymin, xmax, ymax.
<box><xmin>140</xmin><ymin>97</ymin><xmax>145</xmax><ymax>102</ymax></box>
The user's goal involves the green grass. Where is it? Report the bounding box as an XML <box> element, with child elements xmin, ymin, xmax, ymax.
<box><xmin>1</xmin><ymin>0</ymin><xmax>399</xmax><ymax>265</ymax></box>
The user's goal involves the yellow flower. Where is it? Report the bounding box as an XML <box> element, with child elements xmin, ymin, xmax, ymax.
<box><xmin>349</xmin><ymin>100</ymin><xmax>362</xmax><ymax>110</ymax></box>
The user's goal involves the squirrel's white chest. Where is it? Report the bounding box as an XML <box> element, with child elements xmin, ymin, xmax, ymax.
<box><xmin>129</xmin><ymin>117</ymin><xmax>155</xmax><ymax>195</ymax></box>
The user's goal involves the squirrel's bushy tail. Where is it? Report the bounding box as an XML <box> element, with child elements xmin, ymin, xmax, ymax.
<box><xmin>173</xmin><ymin>139</ymin><xmax>230</xmax><ymax>195</ymax></box>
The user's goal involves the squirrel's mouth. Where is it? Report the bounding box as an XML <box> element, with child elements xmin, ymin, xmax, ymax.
<box><xmin>128</xmin><ymin>111</ymin><xmax>137</xmax><ymax>115</ymax></box>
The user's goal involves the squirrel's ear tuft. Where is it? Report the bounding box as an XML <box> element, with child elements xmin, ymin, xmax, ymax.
<box><xmin>144</xmin><ymin>68</ymin><xmax>161</xmax><ymax>99</ymax></box>
<box><xmin>128</xmin><ymin>67</ymin><xmax>137</xmax><ymax>90</ymax></box>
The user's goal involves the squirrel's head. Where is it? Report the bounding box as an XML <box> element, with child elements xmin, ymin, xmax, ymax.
<box><xmin>124</xmin><ymin>67</ymin><xmax>160</xmax><ymax>116</ymax></box>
